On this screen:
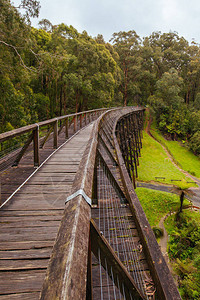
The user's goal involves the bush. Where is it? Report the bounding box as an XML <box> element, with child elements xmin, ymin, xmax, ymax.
<box><xmin>152</xmin><ymin>226</ymin><xmax>164</xmax><ymax>238</ymax></box>
<box><xmin>189</xmin><ymin>131</ymin><xmax>200</xmax><ymax>155</ymax></box>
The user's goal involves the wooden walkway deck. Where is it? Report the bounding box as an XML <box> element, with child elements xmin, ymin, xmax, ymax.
<box><xmin>0</xmin><ymin>107</ymin><xmax>181</xmax><ymax>300</ymax></box>
<box><xmin>0</xmin><ymin>124</ymin><xmax>93</xmax><ymax>299</ymax></box>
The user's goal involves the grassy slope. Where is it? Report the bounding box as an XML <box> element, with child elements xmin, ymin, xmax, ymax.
<box><xmin>150</xmin><ymin>125</ymin><xmax>200</xmax><ymax>179</ymax></box>
<box><xmin>137</xmin><ymin>131</ymin><xmax>195</xmax><ymax>188</ymax></box>
<box><xmin>135</xmin><ymin>187</ymin><xmax>181</xmax><ymax>227</ymax></box>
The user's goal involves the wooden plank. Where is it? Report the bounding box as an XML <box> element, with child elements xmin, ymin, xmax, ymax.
<box><xmin>32</xmin><ymin>172</ymin><xmax>76</xmax><ymax>176</ymax></box>
<box><xmin>29</xmin><ymin>174</ymin><xmax>75</xmax><ymax>180</ymax></box>
<box><xmin>1</xmin><ymin>201</ymin><xmax>66</xmax><ymax>210</ymax></box>
<box><xmin>42</xmin><ymin>161</ymin><xmax>80</xmax><ymax>165</ymax></box>
<box><xmin>0</xmin><ymin>220</ymin><xmax>61</xmax><ymax>229</ymax></box>
<box><xmin>39</xmin><ymin>165</ymin><xmax>78</xmax><ymax>172</ymax></box>
<box><xmin>1</xmin><ymin>193</ymin><xmax>67</xmax><ymax>203</ymax></box>
<box><xmin>0</xmin><ymin>241</ymin><xmax>54</xmax><ymax>251</ymax></box>
<box><xmin>0</xmin><ymin>259</ymin><xmax>49</xmax><ymax>271</ymax></box>
<box><xmin>0</xmin><ymin>225</ymin><xmax>59</xmax><ymax>236</ymax></box>
<box><xmin>0</xmin><ymin>215</ymin><xmax>62</xmax><ymax>223</ymax></box>
<box><xmin>0</xmin><ymin>270</ymin><xmax>46</xmax><ymax>294</ymax></box>
<box><xmin>0</xmin><ymin>210</ymin><xmax>63</xmax><ymax>216</ymax></box>
<box><xmin>0</xmin><ymin>248</ymin><xmax>52</xmax><ymax>259</ymax></box>
<box><xmin>0</xmin><ymin>228</ymin><xmax>59</xmax><ymax>242</ymax></box>
<box><xmin>18</xmin><ymin>185</ymin><xmax>72</xmax><ymax>191</ymax></box>
<box><xmin>0</xmin><ymin>292</ymin><xmax>40</xmax><ymax>299</ymax></box>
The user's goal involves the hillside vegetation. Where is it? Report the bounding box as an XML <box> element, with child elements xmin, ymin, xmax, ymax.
<box><xmin>1</xmin><ymin>1</ymin><xmax>200</xmax><ymax>160</ymax></box>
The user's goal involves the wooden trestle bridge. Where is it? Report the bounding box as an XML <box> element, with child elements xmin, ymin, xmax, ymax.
<box><xmin>0</xmin><ymin>107</ymin><xmax>181</xmax><ymax>299</ymax></box>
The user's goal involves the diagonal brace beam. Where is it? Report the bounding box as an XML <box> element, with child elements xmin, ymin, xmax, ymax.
<box><xmin>90</xmin><ymin>219</ymin><xmax>146</xmax><ymax>300</ymax></box>
<box><xmin>12</xmin><ymin>132</ymin><xmax>34</xmax><ymax>166</ymax></box>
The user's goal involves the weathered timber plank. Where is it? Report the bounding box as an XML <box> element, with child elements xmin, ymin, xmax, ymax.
<box><xmin>0</xmin><ymin>227</ymin><xmax>59</xmax><ymax>242</ymax></box>
<box><xmin>1</xmin><ymin>194</ymin><xmax>67</xmax><ymax>202</ymax></box>
<box><xmin>0</xmin><ymin>248</ymin><xmax>52</xmax><ymax>260</ymax></box>
<box><xmin>0</xmin><ymin>292</ymin><xmax>40</xmax><ymax>299</ymax></box>
<box><xmin>28</xmin><ymin>176</ymin><xmax>75</xmax><ymax>182</ymax></box>
<box><xmin>0</xmin><ymin>210</ymin><xmax>63</xmax><ymax>216</ymax></box>
<box><xmin>0</xmin><ymin>270</ymin><xmax>46</xmax><ymax>294</ymax></box>
<box><xmin>45</xmin><ymin>161</ymin><xmax>80</xmax><ymax>165</ymax></box>
<box><xmin>0</xmin><ymin>241</ymin><xmax>54</xmax><ymax>251</ymax></box>
<box><xmin>39</xmin><ymin>165</ymin><xmax>78</xmax><ymax>172</ymax></box>
<box><xmin>1</xmin><ymin>196</ymin><xmax>67</xmax><ymax>207</ymax></box>
<box><xmin>0</xmin><ymin>220</ymin><xmax>61</xmax><ymax>229</ymax></box>
<box><xmin>31</xmin><ymin>172</ymin><xmax>76</xmax><ymax>176</ymax></box>
<box><xmin>0</xmin><ymin>259</ymin><xmax>49</xmax><ymax>271</ymax></box>
<box><xmin>0</xmin><ymin>215</ymin><xmax>62</xmax><ymax>223</ymax></box>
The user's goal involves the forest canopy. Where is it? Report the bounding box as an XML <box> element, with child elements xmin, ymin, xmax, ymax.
<box><xmin>0</xmin><ymin>0</ymin><xmax>200</xmax><ymax>154</ymax></box>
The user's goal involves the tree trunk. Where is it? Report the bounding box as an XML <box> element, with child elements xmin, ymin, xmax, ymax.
<box><xmin>179</xmin><ymin>191</ymin><xmax>184</xmax><ymax>213</ymax></box>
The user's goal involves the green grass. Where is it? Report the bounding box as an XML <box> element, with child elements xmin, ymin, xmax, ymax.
<box><xmin>138</xmin><ymin>132</ymin><xmax>195</xmax><ymax>188</ymax></box>
<box><xmin>135</xmin><ymin>187</ymin><xmax>183</xmax><ymax>227</ymax></box>
<box><xmin>150</xmin><ymin>125</ymin><xmax>200</xmax><ymax>179</ymax></box>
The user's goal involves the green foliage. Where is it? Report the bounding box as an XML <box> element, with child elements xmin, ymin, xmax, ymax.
<box><xmin>189</xmin><ymin>131</ymin><xmax>200</xmax><ymax>155</ymax></box>
<box><xmin>165</xmin><ymin>211</ymin><xmax>200</xmax><ymax>299</ymax></box>
<box><xmin>1</xmin><ymin>1</ymin><xmax>200</xmax><ymax>171</ymax></box>
<box><xmin>152</xmin><ymin>226</ymin><xmax>164</xmax><ymax>238</ymax></box>
<box><xmin>0</xmin><ymin>0</ymin><xmax>122</xmax><ymax>133</ymax></box>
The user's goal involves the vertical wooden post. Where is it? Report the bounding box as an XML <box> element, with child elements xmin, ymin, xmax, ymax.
<box><xmin>86</xmin><ymin>230</ymin><xmax>93</xmax><ymax>300</ymax></box>
<box><xmin>0</xmin><ymin>176</ymin><xmax>1</xmax><ymax>205</ymax></box>
<box><xmin>126</xmin><ymin>116</ymin><xmax>136</xmax><ymax>188</ymax></box>
<box><xmin>85</xmin><ymin>113</ymin><xmax>87</xmax><ymax>125</ymax></box>
<box><xmin>33</xmin><ymin>126</ymin><xmax>40</xmax><ymax>167</ymax></box>
<box><xmin>130</xmin><ymin>114</ymin><xmax>138</xmax><ymax>177</ymax></box>
<box><xmin>88</xmin><ymin>113</ymin><xmax>91</xmax><ymax>123</ymax></box>
<box><xmin>53</xmin><ymin>119</ymin><xmax>58</xmax><ymax>149</ymax></box>
<box><xmin>74</xmin><ymin>115</ymin><xmax>77</xmax><ymax>133</ymax></box>
<box><xmin>65</xmin><ymin>117</ymin><xmax>69</xmax><ymax>139</ymax></box>
<box><xmin>80</xmin><ymin>114</ymin><xmax>83</xmax><ymax>128</ymax></box>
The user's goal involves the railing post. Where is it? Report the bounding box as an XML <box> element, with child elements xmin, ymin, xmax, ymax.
<box><xmin>86</xmin><ymin>231</ymin><xmax>93</xmax><ymax>300</ymax></box>
<box><xmin>74</xmin><ymin>115</ymin><xmax>77</xmax><ymax>133</ymax></box>
<box><xmin>85</xmin><ymin>113</ymin><xmax>87</xmax><ymax>125</ymax></box>
<box><xmin>0</xmin><ymin>177</ymin><xmax>1</xmax><ymax>205</ymax></box>
<box><xmin>33</xmin><ymin>126</ymin><xmax>40</xmax><ymax>167</ymax></box>
<box><xmin>80</xmin><ymin>114</ymin><xmax>83</xmax><ymax>128</ymax></box>
<box><xmin>65</xmin><ymin>117</ymin><xmax>69</xmax><ymax>139</ymax></box>
<box><xmin>88</xmin><ymin>113</ymin><xmax>91</xmax><ymax>123</ymax></box>
<box><xmin>53</xmin><ymin>119</ymin><xmax>58</xmax><ymax>149</ymax></box>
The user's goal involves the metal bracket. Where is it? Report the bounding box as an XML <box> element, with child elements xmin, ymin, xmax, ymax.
<box><xmin>65</xmin><ymin>189</ymin><xmax>91</xmax><ymax>206</ymax></box>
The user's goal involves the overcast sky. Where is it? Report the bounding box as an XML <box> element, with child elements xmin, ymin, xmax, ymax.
<box><xmin>13</xmin><ymin>0</ymin><xmax>200</xmax><ymax>43</ymax></box>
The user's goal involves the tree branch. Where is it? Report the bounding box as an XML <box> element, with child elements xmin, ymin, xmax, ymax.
<box><xmin>0</xmin><ymin>40</ymin><xmax>37</xmax><ymax>72</ymax></box>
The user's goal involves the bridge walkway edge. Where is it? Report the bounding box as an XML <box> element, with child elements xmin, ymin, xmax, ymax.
<box><xmin>0</xmin><ymin>123</ymin><xmax>94</xmax><ymax>299</ymax></box>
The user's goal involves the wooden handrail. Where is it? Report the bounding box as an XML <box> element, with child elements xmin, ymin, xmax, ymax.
<box><xmin>40</xmin><ymin>109</ymin><xmax>111</xmax><ymax>299</ymax></box>
<box><xmin>0</xmin><ymin>108</ymin><xmax>109</xmax><ymax>167</ymax></box>
<box><xmin>0</xmin><ymin>108</ymin><xmax>108</xmax><ymax>142</ymax></box>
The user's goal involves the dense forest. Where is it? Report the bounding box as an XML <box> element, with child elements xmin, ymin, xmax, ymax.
<box><xmin>0</xmin><ymin>0</ymin><xmax>200</xmax><ymax>155</ymax></box>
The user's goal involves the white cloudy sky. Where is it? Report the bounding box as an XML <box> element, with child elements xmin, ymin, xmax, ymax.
<box><xmin>13</xmin><ymin>0</ymin><xmax>200</xmax><ymax>43</ymax></box>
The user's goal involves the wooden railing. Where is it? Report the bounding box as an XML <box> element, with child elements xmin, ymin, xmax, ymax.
<box><xmin>0</xmin><ymin>106</ymin><xmax>181</xmax><ymax>299</ymax></box>
<box><xmin>0</xmin><ymin>108</ymin><xmax>108</xmax><ymax>168</ymax></box>
<box><xmin>40</xmin><ymin>106</ymin><xmax>181</xmax><ymax>299</ymax></box>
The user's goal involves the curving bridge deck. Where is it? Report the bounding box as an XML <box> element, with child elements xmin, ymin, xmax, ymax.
<box><xmin>0</xmin><ymin>107</ymin><xmax>181</xmax><ymax>299</ymax></box>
